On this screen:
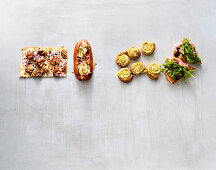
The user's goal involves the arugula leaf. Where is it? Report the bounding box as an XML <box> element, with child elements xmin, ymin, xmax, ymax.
<box><xmin>181</xmin><ymin>38</ymin><xmax>201</xmax><ymax>64</ymax></box>
<box><xmin>162</xmin><ymin>59</ymin><xmax>195</xmax><ymax>82</ymax></box>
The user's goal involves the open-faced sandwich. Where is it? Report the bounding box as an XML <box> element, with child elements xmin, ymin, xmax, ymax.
<box><xmin>173</xmin><ymin>38</ymin><xmax>201</xmax><ymax>64</ymax></box>
<box><xmin>73</xmin><ymin>40</ymin><xmax>93</xmax><ymax>81</ymax></box>
<box><xmin>162</xmin><ymin>58</ymin><xmax>195</xmax><ymax>84</ymax></box>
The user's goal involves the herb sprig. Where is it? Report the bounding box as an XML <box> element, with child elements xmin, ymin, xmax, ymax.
<box><xmin>181</xmin><ymin>38</ymin><xmax>201</xmax><ymax>64</ymax></box>
<box><xmin>162</xmin><ymin>59</ymin><xmax>195</xmax><ymax>82</ymax></box>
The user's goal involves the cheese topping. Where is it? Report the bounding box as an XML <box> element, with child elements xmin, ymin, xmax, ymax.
<box><xmin>128</xmin><ymin>46</ymin><xmax>141</xmax><ymax>60</ymax></box>
<box><xmin>147</xmin><ymin>62</ymin><xmax>161</xmax><ymax>76</ymax></box>
<box><xmin>78</xmin><ymin>63</ymin><xmax>91</xmax><ymax>75</ymax></box>
<box><xmin>131</xmin><ymin>62</ymin><xmax>147</xmax><ymax>75</ymax></box>
<box><xmin>141</xmin><ymin>42</ymin><xmax>155</xmax><ymax>55</ymax></box>
<box><xmin>78</xmin><ymin>42</ymin><xmax>88</xmax><ymax>58</ymax></box>
<box><xmin>118</xmin><ymin>68</ymin><xmax>132</xmax><ymax>79</ymax></box>
<box><xmin>118</xmin><ymin>54</ymin><xmax>129</xmax><ymax>64</ymax></box>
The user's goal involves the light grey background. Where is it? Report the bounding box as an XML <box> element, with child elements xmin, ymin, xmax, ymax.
<box><xmin>0</xmin><ymin>0</ymin><xmax>216</xmax><ymax>169</ymax></box>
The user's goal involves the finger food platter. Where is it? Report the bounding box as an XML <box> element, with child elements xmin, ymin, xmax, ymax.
<box><xmin>2</xmin><ymin>0</ymin><xmax>215</xmax><ymax>169</ymax></box>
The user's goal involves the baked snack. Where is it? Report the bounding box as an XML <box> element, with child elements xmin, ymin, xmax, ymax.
<box><xmin>128</xmin><ymin>46</ymin><xmax>141</xmax><ymax>60</ymax></box>
<box><xmin>115</xmin><ymin>51</ymin><xmax>130</xmax><ymax>67</ymax></box>
<box><xmin>73</xmin><ymin>40</ymin><xmax>93</xmax><ymax>81</ymax></box>
<box><xmin>173</xmin><ymin>38</ymin><xmax>201</xmax><ymax>64</ymax></box>
<box><xmin>118</xmin><ymin>68</ymin><xmax>133</xmax><ymax>83</ymax></box>
<box><xmin>147</xmin><ymin>62</ymin><xmax>161</xmax><ymax>80</ymax></box>
<box><xmin>19</xmin><ymin>47</ymin><xmax>67</xmax><ymax>78</ymax></box>
<box><xmin>141</xmin><ymin>42</ymin><xmax>155</xmax><ymax>55</ymax></box>
<box><xmin>162</xmin><ymin>58</ymin><xmax>195</xmax><ymax>84</ymax></box>
<box><xmin>130</xmin><ymin>62</ymin><xmax>147</xmax><ymax>75</ymax></box>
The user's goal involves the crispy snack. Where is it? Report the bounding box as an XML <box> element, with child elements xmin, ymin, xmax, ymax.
<box><xmin>130</xmin><ymin>62</ymin><xmax>147</xmax><ymax>75</ymax></box>
<box><xmin>118</xmin><ymin>68</ymin><xmax>133</xmax><ymax>83</ymax></box>
<box><xmin>19</xmin><ymin>47</ymin><xmax>67</xmax><ymax>78</ymax></box>
<box><xmin>115</xmin><ymin>51</ymin><xmax>130</xmax><ymax>67</ymax></box>
<box><xmin>128</xmin><ymin>46</ymin><xmax>141</xmax><ymax>60</ymax></box>
<box><xmin>141</xmin><ymin>42</ymin><xmax>155</xmax><ymax>55</ymax></box>
<box><xmin>147</xmin><ymin>62</ymin><xmax>161</xmax><ymax>80</ymax></box>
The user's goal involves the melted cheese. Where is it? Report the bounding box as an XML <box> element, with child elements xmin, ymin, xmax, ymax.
<box><xmin>131</xmin><ymin>62</ymin><xmax>146</xmax><ymax>75</ymax></box>
<box><xmin>78</xmin><ymin>42</ymin><xmax>88</xmax><ymax>58</ymax></box>
<box><xmin>141</xmin><ymin>42</ymin><xmax>155</xmax><ymax>55</ymax></box>
<box><xmin>118</xmin><ymin>68</ymin><xmax>132</xmax><ymax>79</ymax></box>
<box><xmin>78</xmin><ymin>63</ymin><xmax>90</xmax><ymax>76</ymax></box>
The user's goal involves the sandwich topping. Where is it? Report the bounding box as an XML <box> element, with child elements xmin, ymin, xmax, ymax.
<box><xmin>19</xmin><ymin>47</ymin><xmax>67</xmax><ymax>78</ymax></box>
<box><xmin>162</xmin><ymin>59</ymin><xmax>195</xmax><ymax>82</ymax></box>
<box><xmin>78</xmin><ymin>63</ymin><xmax>91</xmax><ymax>76</ymax></box>
<box><xmin>173</xmin><ymin>38</ymin><xmax>201</xmax><ymax>64</ymax></box>
<box><xmin>78</xmin><ymin>42</ymin><xmax>88</xmax><ymax>58</ymax></box>
<box><xmin>77</xmin><ymin>42</ymin><xmax>91</xmax><ymax>75</ymax></box>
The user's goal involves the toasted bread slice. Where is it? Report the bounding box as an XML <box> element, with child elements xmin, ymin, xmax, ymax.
<box><xmin>165</xmin><ymin>72</ymin><xmax>180</xmax><ymax>84</ymax></box>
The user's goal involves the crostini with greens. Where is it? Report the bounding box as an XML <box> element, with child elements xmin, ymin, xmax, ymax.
<box><xmin>173</xmin><ymin>38</ymin><xmax>201</xmax><ymax>64</ymax></box>
<box><xmin>162</xmin><ymin>58</ymin><xmax>195</xmax><ymax>84</ymax></box>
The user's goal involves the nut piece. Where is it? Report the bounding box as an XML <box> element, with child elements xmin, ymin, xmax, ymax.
<box><xmin>128</xmin><ymin>46</ymin><xmax>141</xmax><ymax>60</ymax></box>
<box><xmin>118</xmin><ymin>68</ymin><xmax>133</xmax><ymax>83</ymax></box>
<box><xmin>141</xmin><ymin>42</ymin><xmax>155</xmax><ymax>55</ymax></box>
<box><xmin>130</xmin><ymin>62</ymin><xmax>147</xmax><ymax>75</ymax></box>
<box><xmin>115</xmin><ymin>51</ymin><xmax>130</xmax><ymax>67</ymax></box>
<box><xmin>61</xmin><ymin>49</ymin><xmax>67</xmax><ymax>59</ymax></box>
<box><xmin>147</xmin><ymin>62</ymin><xmax>161</xmax><ymax>80</ymax></box>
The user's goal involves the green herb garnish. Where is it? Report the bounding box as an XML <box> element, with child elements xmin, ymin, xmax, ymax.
<box><xmin>162</xmin><ymin>59</ymin><xmax>195</xmax><ymax>82</ymax></box>
<box><xmin>181</xmin><ymin>38</ymin><xmax>201</xmax><ymax>64</ymax></box>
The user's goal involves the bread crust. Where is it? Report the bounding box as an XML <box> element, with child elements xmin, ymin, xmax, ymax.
<box><xmin>172</xmin><ymin>44</ymin><xmax>201</xmax><ymax>64</ymax></box>
<box><xmin>115</xmin><ymin>51</ymin><xmax>130</xmax><ymax>67</ymax></box>
<box><xmin>73</xmin><ymin>40</ymin><xmax>93</xmax><ymax>81</ymax></box>
<box><xmin>172</xmin><ymin>50</ymin><xmax>187</xmax><ymax>63</ymax></box>
<box><xmin>165</xmin><ymin>72</ymin><xmax>179</xmax><ymax>84</ymax></box>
